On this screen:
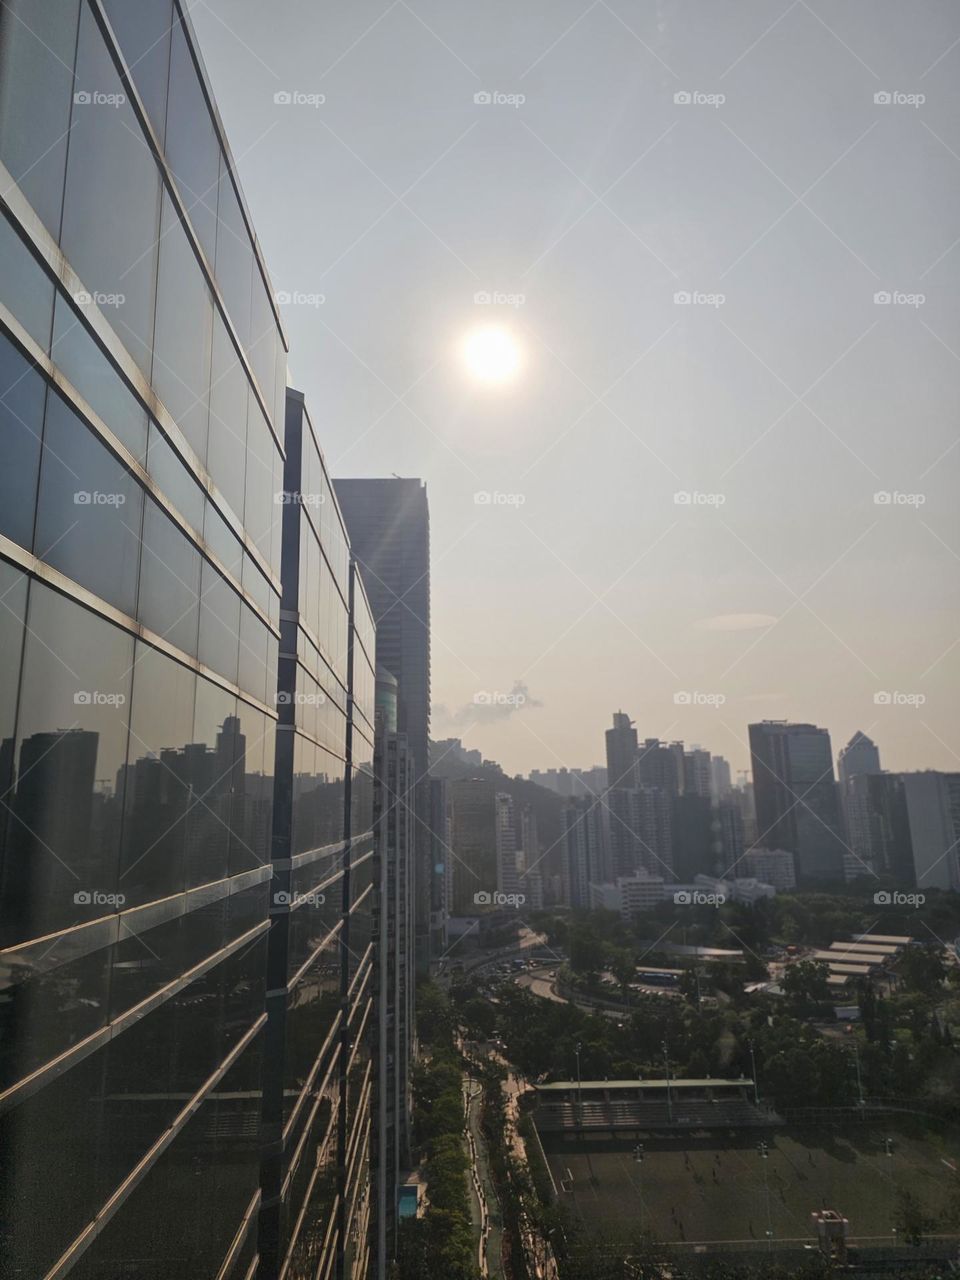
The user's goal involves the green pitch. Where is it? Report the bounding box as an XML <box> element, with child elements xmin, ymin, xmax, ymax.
<box><xmin>543</xmin><ymin>1123</ymin><xmax>957</xmax><ymax>1246</ymax></box>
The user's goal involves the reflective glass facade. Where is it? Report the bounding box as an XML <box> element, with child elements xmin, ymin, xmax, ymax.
<box><xmin>264</xmin><ymin>392</ymin><xmax>375</xmax><ymax>1280</ymax></box>
<box><xmin>0</xmin><ymin>6</ymin><xmax>373</xmax><ymax>1280</ymax></box>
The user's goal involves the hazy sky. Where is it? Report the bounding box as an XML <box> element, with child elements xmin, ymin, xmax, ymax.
<box><xmin>190</xmin><ymin>0</ymin><xmax>960</xmax><ymax>779</ymax></box>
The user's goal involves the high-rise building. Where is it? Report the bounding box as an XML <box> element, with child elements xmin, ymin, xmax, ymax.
<box><xmin>605</xmin><ymin>711</ymin><xmax>638</xmax><ymax>788</ymax></box>
<box><xmin>636</xmin><ymin>738</ymin><xmax>683</xmax><ymax>794</ymax></box>
<box><xmin>561</xmin><ymin>796</ymin><xmax>606</xmax><ymax>909</ymax></box>
<box><xmin>748</xmin><ymin>722</ymin><xmax>847</xmax><ymax>884</ymax></box>
<box><xmin>844</xmin><ymin>772</ymin><xmax>913</xmax><ymax>885</ymax></box>
<box><xmin>739</xmin><ymin>847</ymin><xmax>797</xmax><ymax>891</ymax></box>
<box><xmin>837</xmin><ymin>731</ymin><xmax>882</xmax><ymax>785</ymax></box>
<box><xmin>495</xmin><ymin>791</ymin><xmax>521</xmax><ymax>899</ymax></box>
<box><xmin>334</xmin><ymin>479</ymin><xmax>431</xmax><ymax>968</ymax></box>
<box><xmin>0</xmin><ymin>11</ymin><xmax>382</xmax><ymax>1277</ymax></box>
<box><xmin>264</xmin><ymin>391</ymin><xmax>376</xmax><ymax>1280</ymax></box>
<box><xmin>449</xmin><ymin>777</ymin><xmax>497</xmax><ymax>915</ymax></box>
<box><xmin>371</xmin><ymin>668</ymin><xmax>415</xmax><ymax>1277</ymax></box>
<box><xmin>529</xmin><ymin>765</ymin><xmax>608</xmax><ymax>797</ymax></box>
<box><xmin>428</xmin><ymin>776</ymin><xmax>449</xmax><ymax>953</ymax></box>
<box><xmin>672</xmin><ymin>792</ymin><xmax>714</xmax><ymax>880</ymax></box>
<box><xmin>901</xmin><ymin>772</ymin><xmax>960</xmax><ymax>891</ymax></box>
<box><xmin>0</xmin><ymin>3</ymin><xmax>290</xmax><ymax>1273</ymax></box>
<box><xmin>711</xmin><ymin>755</ymin><xmax>733</xmax><ymax>800</ymax></box>
<box><xmin>683</xmin><ymin>748</ymin><xmax>713</xmax><ymax>798</ymax></box>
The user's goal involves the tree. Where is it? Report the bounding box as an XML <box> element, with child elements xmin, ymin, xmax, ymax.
<box><xmin>569</xmin><ymin>924</ymin><xmax>605</xmax><ymax>977</ymax></box>
<box><xmin>897</xmin><ymin>946</ymin><xmax>946</xmax><ymax>996</ymax></box>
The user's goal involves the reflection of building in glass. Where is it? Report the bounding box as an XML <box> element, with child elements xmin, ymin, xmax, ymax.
<box><xmin>0</xmin><ymin>13</ymin><xmax>372</xmax><ymax>1280</ymax></box>
<box><xmin>261</xmin><ymin>390</ymin><xmax>376</xmax><ymax>1280</ymax></box>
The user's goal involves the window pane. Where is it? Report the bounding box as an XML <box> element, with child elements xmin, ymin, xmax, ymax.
<box><xmin>152</xmin><ymin>190</ymin><xmax>213</xmax><ymax>460</ymax></box>
<box><xmin>213</xmin><ymin>168</ymin><xmax>253</xmax><ymax>353</ymax></box>
<box><xmin>0</xmin><ymin>210</ymin><xmax>55</xmax><ymax>349</ymax></box>
<box><xmin>119</xmin><ymin>642</ymin><xmax>196</xmax><ymax>907</ymax></box>
<box><xmin>35</xmin><ymin>391</ymin><xmax>143</xmax><ymax>616</ymax></box>
<box><xmin>0</xmin><ymin>583</ymin><xmax>133</xmax><ymax>947</ymax></box>
<box><xmin>100</xmin><ymin>0</ymin><xmax>173</xmax><ymax>144</ymax></box>
<box><xmin>0</xmin><ymin>331</ymin><xmax>45</xmax><ymax>550</ymax></box>
<box><xmin>188</xmin><ymin>677</ymin><xmax>237</xmax><ymax>887</ymax></box>
<box><xmin>198</xmin><ymin>560</ymin><xmax>240</xmax><ymax>685</ymax></box>
<box><xmin>51</xmin><ymin>292</ymin><xmax>149</xmax><ymax>463</ymax></box>
<box><xmin>60</xmin><ymin>3</ymin><xmax>161</xmax><ymax>375</ymax></box>
<box><xmin>206</xmin><ymin>312</ymin><xmax>248</xmax><ymax>518</ymax></box>
<box><xmin>0</xmin><ymin>0</ymin><xmax>80</xmax><ymax>238</ymax></box>
<box><xmin>165</xmin><ymin>17</ymin><xmax>220</xmax><ymax>264</ymax></box>
<box><xmin>146</xmin><ymin>423</ymin><xmax>204</xmax><ymax>533</ymax></box>
<box><xmin>138</xmin><ymin>500</ymin><xmax>201</xmax><ymax>657</ymax></box>
<box><xmin>238</xmin><ymin>604</ymin><xmax>268</xmax><ymax>705</ymax></box>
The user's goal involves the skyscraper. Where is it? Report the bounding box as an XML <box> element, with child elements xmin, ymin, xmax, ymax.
<box><xmin>0</xmin><ymin>10</ymin><xmax>377</xmax><ymax>1278</ymax></box>
<box><xmin>605</xmin><ymin>711</ymin><xmax>638</xmax><ymax>788</ymax></box>
<box><xmin>261</xmin><ymin>390</ymin><xmax>376</xmax><ymax>1280</ymax></box>
<box><xmin>901</xmin><ymin>772</ymin><xmax>960</xmax><ymax>891</ymax></box>
<box><xmin>449</xmin><ymin>777</ymin><xmax>497</xmax><ymax>915</ymax></box>
<box><xmin>844</xmin><ymin>772</ymin><xmax>913</xmax><ymax>885</ymax></box>
<box><xmin>495</xmin><ymin>791</ymin><xmax>521</xmax><ymax>899</ymax></box>
<box><xmin>334</xmin><ymin>479</ymin><xmax>431</xmax><ymax>967</ymax></box>
<box><xmin>371</xmin><ymin>668</ymin><xmax>415</xmax><ymax>1277</ymax></box>
<box><xmin>561</xmin><ymin>797</ymin><xmax>606</xmax><ymax>909</ymax></box>
<box><xmin>838</xmin><ymin>731</ymin><xmax>882</xmax><ymax>785</ymax></box>
<box><xmin>749</xmin><ymin>722</ymin><xmax>847</xmax><ymax>884</ymax></box>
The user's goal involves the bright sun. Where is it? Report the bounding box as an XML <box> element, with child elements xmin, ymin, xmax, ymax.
<box><xmin>460</xmin><ymin>325</ymin><xmax>522</xmax><ymax>385</ymax></box>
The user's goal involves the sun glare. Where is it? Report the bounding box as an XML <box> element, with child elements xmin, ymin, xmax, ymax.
<box><xmin>460</xmin><ymin>325</ymin><xmax>523</xmax><ymax>385</ymax></box>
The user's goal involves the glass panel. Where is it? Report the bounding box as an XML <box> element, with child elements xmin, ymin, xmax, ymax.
<box><xmin>138</xmin><ymin>499</ymin><xmax>201</xmax><ymax>657</ymax></box>
<box><xmin>213</xmin><ymin>167</ymin><xmax>252</xmax><ymax>353</ymax></box>
<box><xmin>249</xmin><ymin>278</ymin><xmax>276</xmax><ymax>412</ymax></box>
<box><xmin>60</xmin><ymin>3</ymin><xmax>162</xmax><ymax>375</ymax></box>
<box><xmin>0</xmin><ymin>331</ymin><xmax>45</xmax><ymax>551</ymax></box>
<box><xmin>244</xmin><ymin>398</ymin><xmax>277</xmax><ymax>570</ymax></box>
<box><xmin>0</xmin><ymin>561</ymin><xmax>27</xmax><ymax>939</ymax></box>
<box><xmin>0</xmin><ymin>0</ymin><xmax>81</xmax><ymax>238</ymax></box>
<box><xmin>51</xmin><ymin>292</ymin><xmax>149</xmax><ymax>463</ymax></box>
<box><xmin>203</xmin><ymin>499</ymin><xmax>243</xmax><ymax>581</ymax></box>
<box><xmin>0</xmin><ymin>582</ymin><xmax>133</xmax><ymax>947</ymax></box>
<box><xmin>101</xmin><ymin>0</ymin><xmax>173</xmax><ymax>145</ymax></box>
<box><xmin>70</xmin><ymin>1033</ymin><xmax>264</xmax><ymax>1280</ymax></box>
<box><xmin>206</xmin><ymin>312</ymin><xmax>248</xmax><ymax>518</ymax></box>
<box><xmin>0</xmin><ymin>210</ymin><xmax>54</xmax><ymax>349</ymax></box>
<box><xmin>152</xmin><ymin>189</ymin><xmax>213</xmax><ymax>461</ymax></box>
<box><xmin>146</xmin><ymin>423</ymin><xmax>204</xmax><ymax>533</ymax></box>
<box><xmin>230</xmin><ymin>703</ymin><xmax>272</xmax><ymax>876</ymax></box>
<box><xmin>198</xmin><ymin>560</ymin><xmax>240</xmax><ymax>685</ymax></box>
<box><xmin>119</xmin><ymin>642</ymin><xmax>196</xmax><ymax>907</ymax></box>
<box><xmin>35</xmin><ymin>390</ymin><xmax>143</xmax><ymax>616</ymax></box>
<box><xmin>238</xmin><ymin>604</ymin><xmax>268</xmax><ymax>706</ymax></box>
<box><xmin>188</xmin><ymin>677</ymin><xmax>237</xmax><ymax>887</ymax></box>
<box><xmin>164</xmin><ymin>16</ymin><xmax>220</xmax><ymax>265</ymax></box>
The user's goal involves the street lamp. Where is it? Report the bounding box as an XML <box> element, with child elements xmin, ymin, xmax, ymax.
<box><xmin>575</xmin><ymin>1041</ymin><xmax>583</xmax><ymax>1131</ymax></box>
<box><xmin>748</xmin><ymin>1040</ymin><xmax>760</xmax><ymax>1106</ymax></box>
<box><xmin>634</xmin><ymin>1143</ymin><xmax>645</xmax><ymax>1233</ymax></box>
<box><xmin>662</xmin><ymin>1041</ymin><xmax>673</xmax><ymax>1122</ymax></box>
<box><xmin>851</xmin><ymin>1042</ymin><xmax>865</xmax><ymax>1106</ymax></box>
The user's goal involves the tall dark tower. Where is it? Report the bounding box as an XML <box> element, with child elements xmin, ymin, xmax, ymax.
<box><xmin>334</xmin><ymin>478</ymin><xmax>432</xmax><ymax>969</ymax></box>
<box><xmin>749</xmin><ymin>721</ymin><xmax>846</xmax><ymax>885</ymax></box>
<box><xmin>605</xmin><ymin>711</ymin><xmax>638</xmax><ymax>789</ymax></box>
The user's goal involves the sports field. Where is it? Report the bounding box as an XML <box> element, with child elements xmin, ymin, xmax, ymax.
<box><xmin>543</xmin><ymin>1124</ymin><xmax>958</xmax><ymax>1246</ymax></box>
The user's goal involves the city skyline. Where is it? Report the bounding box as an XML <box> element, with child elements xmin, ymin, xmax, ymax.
<box><xmin>192</xmin><ymin>0</ymin><xmax>960</xmax><ymax>779</ymax></box>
